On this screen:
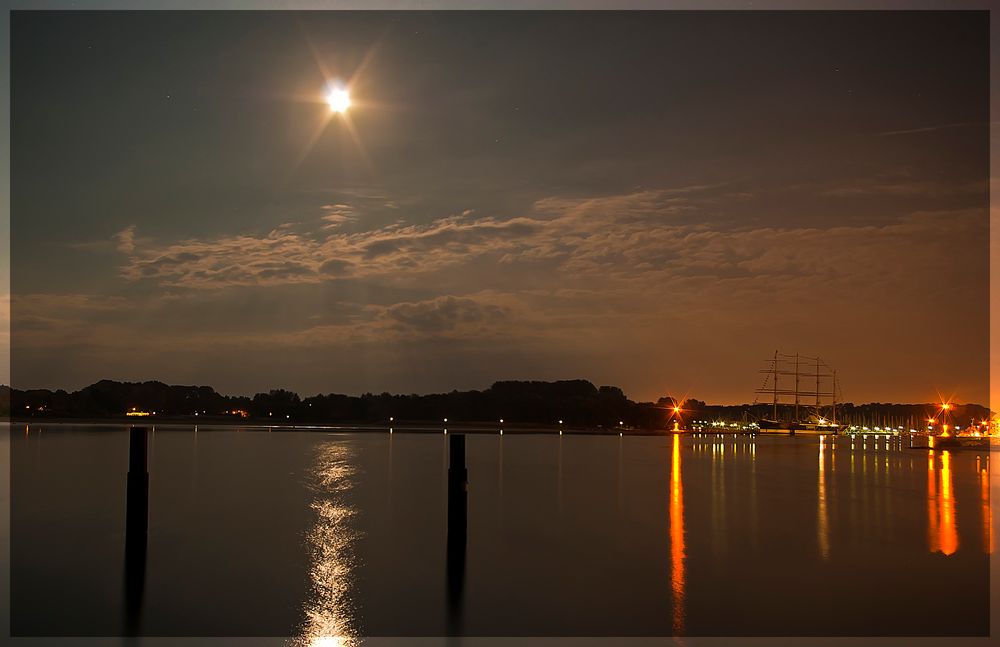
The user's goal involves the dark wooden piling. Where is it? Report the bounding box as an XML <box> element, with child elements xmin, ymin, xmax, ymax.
<box><xmin>124</xmin><ymin>426</ymin><xmax>148</xmax><ymax>633</ymax></box>
<box><xmin>446</xmin><ymin>433</ymin><xmax>468</xmax><ymax>626</ymax></box>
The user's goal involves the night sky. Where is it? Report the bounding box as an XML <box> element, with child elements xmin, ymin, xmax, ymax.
<box><xmin>9</xmin><ymin>10</ymin><xmax>990</xmax><ymax>404</ymax></box>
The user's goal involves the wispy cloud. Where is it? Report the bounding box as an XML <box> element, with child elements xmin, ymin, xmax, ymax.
<box><xmin>116</xmin><ymin>211</ymin><xmax>543</xmax><ymax>289</ymax></box>
<box><xmin>113</xmin><ymin>186</ymin><xmax>729</xmax><ymax>290</ymax></box>
<box><xmin>384</xmin><ymin>295</ymin><xmax>509</xmax><ymax>334</ymax></box>
<box><xmin>115</xmin><ymin>225</ymin><xmax>137</xmax><ymax>254</ymax></box>
<box><xmin>878</xmin><ymin>122</ymin><xmax>978</xmax><ymax>137</ymax></box>
<box><xmin>112</xmin><ymin>185</ymin><xmax>985</xmax><ymax>307</ymax></box>
<box><xmin>821</xmin><ymin>179</ymin><xmax>985</xmax><ymax>199</ymax></box>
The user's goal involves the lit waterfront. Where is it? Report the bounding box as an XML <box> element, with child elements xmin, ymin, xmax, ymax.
<box><xmin>10</xmin><ymin>424</ymin><xmax>991</xmax><ymax>638</ymax></box>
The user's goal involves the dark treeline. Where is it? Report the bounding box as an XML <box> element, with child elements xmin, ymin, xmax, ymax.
<box><xmin>3</xmin><ymin>379</ymin><xmax>665</xmax><ymax>428</ymax></box>
<box><xmin>2</xmin><ymin>380</ymin><xmax>991</xmax><ymax>429</ymax></box>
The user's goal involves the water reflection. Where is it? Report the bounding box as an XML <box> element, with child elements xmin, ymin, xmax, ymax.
<box><xmin>926</xmin><ymin>450</ymin><xmax>958</xmax><ymax>556</ymax></box>
<box><xmin>711</xmin><ymin>436</ymin><xmax>726</xmax><ymax>559</ymax></box>
<box><xmin>750</xmin><ymin>436</ymin><xmax>758</xmax><ymax>551</ymax></box>
<box><xmin>938</xmin><ymin>451</ymin><xmax>958</xmax><ymax>555</ymax></box>
<box><xmin>817</xmin><ymin>438</ymin><xmax>829</xmax><ymax>560</ymax></box>
<box><xmin>979</xmin><ymin>457</ymin><xmax>992</xmax><ymax>553</ymax></box>
<box><xmin>124</xmin><ymin>426</ymin><xmax>149</xmax><ymax>635</ymax></box>
<box><xmin>14</xmin><ymin>427</ymin><xmax>992</xmax><ymax>637</ymax></box>
<box><xmin>296</xmin><ymin>442</ymin><xmax>359</xmax><ymax>647</ymax></box>
<box><xmin>669</xmin><ymin>434</ymin><xmax>685</xmax><ymax>635</ymax></box>
<box><xmin>446</xmin><ymin>433</ymin><xmax>468</xmax><ymax>629</ymax></box>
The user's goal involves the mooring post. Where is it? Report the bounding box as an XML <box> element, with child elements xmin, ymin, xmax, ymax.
<box><xmin>446</xmin><ymin>433</ymin><xmax>468</xmax><ymax>622</ymax></box>
<box><xmin>124</xmin><ymin>425</ymin><xmax>149</xmax><ymax>633</ymax></box>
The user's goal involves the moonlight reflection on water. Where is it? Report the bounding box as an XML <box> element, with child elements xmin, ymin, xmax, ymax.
<box><xmin>298</xmin><ymin>442</ymin><xmax>360</xmax><ymax>647</ymax></box>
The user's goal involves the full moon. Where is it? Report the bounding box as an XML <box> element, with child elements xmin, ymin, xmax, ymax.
<box><xmin>326</xmin><ymin>87</ymin><xmax>351</xmax><ymax>113</ymax></box>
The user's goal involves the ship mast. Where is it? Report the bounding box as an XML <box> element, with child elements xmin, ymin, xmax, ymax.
<box><xmin>815</xmin><ymin>356</ymin><xmax>820</xmax><ymax>411</ymax></box>
<box><xmin>772</xmin><ymin>349</ymin><xmax>778</xmax><ymax>421</ymax></box>
<box><xmin>794</xmin><ymin>353</ymin><xmax>800</xmax><ymax>421</ymax></box>
<box><xmin>832</xmin><ymin>369</ymin><xmax>837</xmax><ymax>425</ymax></box>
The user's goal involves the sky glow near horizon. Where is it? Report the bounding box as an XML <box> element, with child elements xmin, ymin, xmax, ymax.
<box><xmin>7</xmin><ymin>10</ymin><xmax>990</xmax><ymax>404</ymax></box>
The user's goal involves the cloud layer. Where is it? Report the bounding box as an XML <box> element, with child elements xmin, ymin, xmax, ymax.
<box><xmin>9</xmin><ymin>178</ymin><xmax>989</xmax><ymax>404</ymax></box>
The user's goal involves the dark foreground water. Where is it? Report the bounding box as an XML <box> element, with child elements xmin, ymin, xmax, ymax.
<box><xmin>9</xmin><ymin>424</ymin><xmax>992</xmax><ymax>639</ymax></box>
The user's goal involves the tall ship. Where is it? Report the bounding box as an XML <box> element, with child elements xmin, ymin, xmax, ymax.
<box><xmin>753</xmin><ymin>351</ymin><xmax>842</xmax><ymax>435</ymax></box>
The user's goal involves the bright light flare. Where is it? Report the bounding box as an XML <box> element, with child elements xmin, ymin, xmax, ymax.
<box><xmin>326</xmin><ymin>87</ymin><xmax>351</xmax><ymax>113</ymax></box>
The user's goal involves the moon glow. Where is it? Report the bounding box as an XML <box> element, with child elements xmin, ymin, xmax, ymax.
<box><xmin>326</xmin><ymin>87</ymin><xmax>351</xmax><ymax>113</ymax></box>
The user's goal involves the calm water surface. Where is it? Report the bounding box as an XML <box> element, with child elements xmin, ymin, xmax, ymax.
<box><xmin>10</xmin><ymin>425</ymin><xmax>992</xmax><ymax>638</ymax></box>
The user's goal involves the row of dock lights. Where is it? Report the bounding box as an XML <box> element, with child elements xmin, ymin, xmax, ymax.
<box><xmin>383</xmin><ymin>416</ymin><xmax>569</xmax><ymax>435</ymax></box>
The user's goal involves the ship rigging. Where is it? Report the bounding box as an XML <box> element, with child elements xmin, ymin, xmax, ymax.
<box><xmin>753</xmin><ymin>351</ymin><xmax>842</xmax><ymax>434</ymax></box>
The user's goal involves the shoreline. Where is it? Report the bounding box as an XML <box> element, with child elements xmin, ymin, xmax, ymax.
<box><xmin>6</xmin><ymin>417</ymin><xmax>696</xmax><ymax>436</ymax></box>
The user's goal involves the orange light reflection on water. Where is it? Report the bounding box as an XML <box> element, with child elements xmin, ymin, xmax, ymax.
<box><xmin>938</xmin><ymin>451</ymin><xmax>958</xmax><ymax>555</ymax></box>
<box><xmin>927</xmin><ymin>450</ymin><xmax>938</xmax><ymax>553</ymax></box>
<box><xmin>927</xmin><ymin>449</ymin><xmax>959</xmax><ymax>556</ymax></box>
<box><xmin>981</xmin><ymin>460</ymin><xmax>993</xmax><ymax>553</ymax></box>
<box><xmin>670</xmin><ymin>433</ymin><xmax>686</xmax><ymax>635</ymax></box>
<box><xmin>818</xmin><ymin>438</ymin><xmax>829</xmax><ymax>560</ymax></box>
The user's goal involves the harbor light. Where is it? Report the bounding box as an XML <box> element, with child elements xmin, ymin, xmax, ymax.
<box><xmin>389</xmin><ymin>416</ymin><xmax>394</xmax><ymax>422</ymax></box>
<box><xmin>444</xmin><ymin>417</ymin><xmax>448</xmax><ymax>423</ymax></box>
<box><xmin>500</xmin><ymin>418</ymin><xmax>504</xmax><ymax>424</ymax></box>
